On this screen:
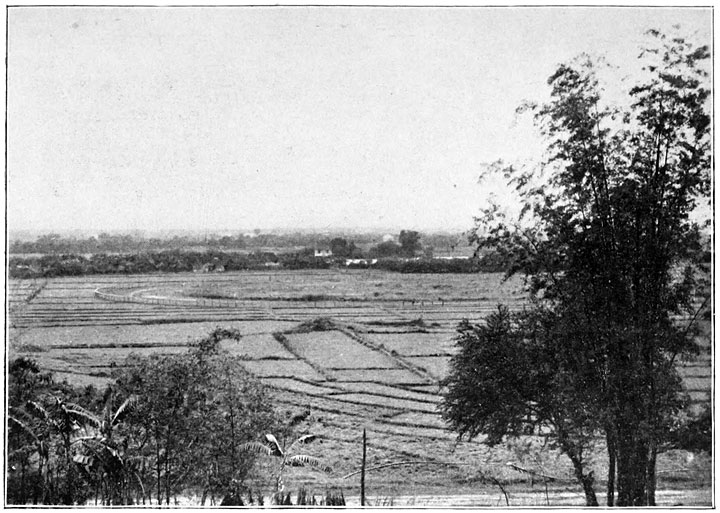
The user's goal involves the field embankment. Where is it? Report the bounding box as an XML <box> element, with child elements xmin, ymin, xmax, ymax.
<box><xmin>7</xmin><ymin>270</ymin><xmax>711</xmax><ymax>505</ymax></box>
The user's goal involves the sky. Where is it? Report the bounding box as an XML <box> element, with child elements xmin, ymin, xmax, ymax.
<box><xmin>6</xmin><ymin>6</ymin><xmax>712</xmax><ymax>234</ymax></box>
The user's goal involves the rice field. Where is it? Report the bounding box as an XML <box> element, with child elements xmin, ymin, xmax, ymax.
<box><xmin>6</xmin><ymin>269</ymin><xmax>712</xmax><ymax>505</ymax></box>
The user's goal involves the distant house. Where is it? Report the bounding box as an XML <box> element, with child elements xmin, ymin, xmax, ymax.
<box><xmin>193</xmin><ymin>259</ymin><xmax>225</xmax><ymax>273</ymax></box>
<box><xmin>345</xmin><ymin>258</ymin><xmax>378</xmax><ymax>266</ymax></box>
<box><xmin>314</xmin><ymin>249</ymin><xmax>332</xmax><ymax>258</ymax></box>
<box><xmin>434</xmin><ymin>255</ymin><xmax>470</xmax><ymax>261</ymax></box>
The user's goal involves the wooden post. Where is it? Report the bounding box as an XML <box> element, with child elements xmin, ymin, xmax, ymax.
<box><xmin>361</xmin><ymin>428</ymin><xmax>366</xmax><ymax>506</ymax></box>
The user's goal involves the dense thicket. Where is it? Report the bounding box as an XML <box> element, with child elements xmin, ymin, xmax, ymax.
<box><xmin>7</xmin><ymin>329</ymin><xmax>278</xmax><ymax>505</ymax></box>
<box><xmin>442</xmin><ymin>30</ymin><xmax>710</xmax><ymax>506</ymax></box>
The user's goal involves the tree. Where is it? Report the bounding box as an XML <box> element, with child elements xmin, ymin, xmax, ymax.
<box><xmin>442</xmin><ymin>307</ymin><xmax>602</xmax><ymax>505</ymax></box>
<box><xmin>399</xmin><ymin>230</ymin><xmax>422</xmax><ymax>257</ymax></box>
<box><xmin>112</xmin><ymin>328</ymin><xmax>277</xmax><ymax>505</ymax></box>
<box><xmin>368</xmin><ymin>240</ymin><xmax>402</xmax><ymax>258</ymax></box>
<box><xmin>443</xmin><ymin>29</ymin><xmax>710</xmax><ymax>506</ymax></box>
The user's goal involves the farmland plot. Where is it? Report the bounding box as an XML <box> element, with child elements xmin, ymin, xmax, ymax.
<box><xmin>220</xmin><ymin>333</ymin><xmax>296</xmax><ymax>359</ymax></box>
<box><xmin>285</xmin><ymin>331</ymin><xmax>398</xmax><ymax>369</ymax></box>
<box><xmin>331</xmin><ymin>368</ymin><xmax>428</xmax><ymax>385</ymax></box>
<box><xmin>367</xmin><ymin>332</ymin><xmax>456</xmax><ymax>356</ymax></box>
<box><xmin>406</xmin><ymin>356</ymin><xmax>451</xmax><ymax>380</ymax></box>
<box><xmin>6</xmin><ymin>269</ymin><xmax>711</xmax><ymax>504</ymax></box>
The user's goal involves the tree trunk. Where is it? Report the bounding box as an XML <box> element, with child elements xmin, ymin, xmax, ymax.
<box><xmin>558</xmin><ymin>427</ymin><xmax>598</xmax><ymax>506</ymax></box>
<box><xmin>568</xmin><ymin>453</ymin><xmax>599</xmax><ymax>507</ymax></box>
<box><xmin>155</xmin><ymin>442</ymin><xmax>161</xmax><ymax>506</ymax></box>
<box><xmin>615</xmin><ymin>434</ymin><xmax>650</xmax><ymax>506</ymax></box>
<box><xmin>646</xmin><ymin>444</ymin><xmax>657</xmax><ymax>506</ymax></box>
<box><xmin>606</xmin><ymin>433</ymin><xmax>616</xmax><ymax>507</ymax></box>
<box><xmin>20</xmin><ymin>461</ymin><xmax>27</xmax><ymax>504</ymax></box>
<box><xmin>63</xmin><ymin>434</ymin><xmax>74</xmax><ymax>505</ymax></box>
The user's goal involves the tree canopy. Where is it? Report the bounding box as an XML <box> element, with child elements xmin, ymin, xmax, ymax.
<box><xmin>442</xmin><ymin>29</ymin><xmax>710</xmax><ymax>506</ymax></box>
<box><xmin>7</xmin><ymin>329</ymin><xmax>279</xmax><ymax>506</ymax></box>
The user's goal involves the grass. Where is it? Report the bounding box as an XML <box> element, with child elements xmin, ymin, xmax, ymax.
<box><xmin>405</xmin><ymin>356</ymin><xmax>451</xmax><ymax>380</ymax></box>
<box><xmin>285</xmin><ymin>331</ymin><xmax>399</xmax><ymax>370</ymax></box>
<box><xmin>331</xmin><ymin>368</ymin><xmax>427</xmax><ymax>384</ymax></box>
<box><xmin>365</xmin><ymin>332</ymin><xmax>457</xmax><ymax>356</ymax></box>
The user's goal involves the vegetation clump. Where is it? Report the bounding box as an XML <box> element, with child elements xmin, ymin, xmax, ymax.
<box><xmin>7</xmin><ymin>329</ymin><xmax>279</xmax><ymax>506</ymax></box>
<box><xmin>442</xmin><ymin>29</ymin><xmax>710</xmax><ymax>507</ymax></box>
<box><xmin>292</xmin><ymin>317</ymin><xmax>337</xmax><ymax>333</ymax></box>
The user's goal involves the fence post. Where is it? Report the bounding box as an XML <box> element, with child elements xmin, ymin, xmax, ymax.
<box><xmin>361</xmin><ymin>428</ymin><xmax>366</xmax><ymax>506</ymax></box>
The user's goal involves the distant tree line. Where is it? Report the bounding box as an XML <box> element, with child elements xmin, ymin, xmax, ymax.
<box><xmin>8</xmin><ymin>250</ymin><xmax>506</xmax><ymax>278</ymax></box>
<box><xmin>10</xmin><ymin>231</ymin><xmax>468</xmax><ymax>256</ymax></box>
<box><xmin>9</xmin><ymin>231</ymin><xmax>507</xmax><ymax>278</ymax></box>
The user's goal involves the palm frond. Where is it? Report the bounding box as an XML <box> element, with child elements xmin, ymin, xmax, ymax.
<box><xmin>264</xmin><ymin>433</ymin><xmax>285</xmax><ymax>456</ymax></box>
<box><xmin>287</xmin><ymin>454</ymin><xmax>332</xmax><ymax>473</ymax></box>
<box><xmin>70</xmin><ymin>435</ymin><xmax>102</xmax><ymax>445</ymax></box>
<box><xmin>25</xmin><ymin>400</ymin><xmax>50</xmax><ymax>422</ymax></box>
<box><xmin>240</xmin><ymin>441</ymin><xmax>274</xmax><ymax>457</ymax></box>
<box><xmin>7</xmin><ymin>415</ymin><xmax>39</xmax><ymax>442</ymax></box>
<box><xmin>111</xmin><ymin>395</ymin><xmax>137</xmax><ymax>426</ymax></box>
<box><xmin>63</xmin><ymin>403</ymin><xmax>101</xmax><ymax>428</ymax></box>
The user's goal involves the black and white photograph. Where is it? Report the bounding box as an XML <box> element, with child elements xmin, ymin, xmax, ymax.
<box><xmin>5</xmin><ymin>4</ymin><xmax>713</xmax><ymax>507</ymax></box>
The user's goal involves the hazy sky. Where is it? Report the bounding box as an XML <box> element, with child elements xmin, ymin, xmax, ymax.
<box><xmin>7</xmin><ymin>6</ymin><xmax>712</xmax><ymax>233</ymax></box>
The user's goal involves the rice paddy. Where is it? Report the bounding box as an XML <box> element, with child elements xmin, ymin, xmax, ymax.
<box><xmin>7</xmin><ymin>269</ymin><xmax>712</xmax><ymax>505</ymax></box>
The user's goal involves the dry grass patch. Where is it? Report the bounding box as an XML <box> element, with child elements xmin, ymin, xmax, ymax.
<box><xmin>285</xmin><ymin>331</ymin><xmax>398</xmax><ymax>369</ymax></box>
<box><xmin>329</xmin><ymin>393</ymin><xmax>437</xmax><ymax>413</ymax></box>
<box><xmin>327</xmin><ymin>382</ymin><xmax>440</xmax><ymax>403</ymax></box>
<box><xmin>264</xmin><ymin>377</ymin><xmax>339</xmax><ymax>395</ymax></box>
<box><xmin>367</xmin><ymin>333</ymin><xmax>455</xmax><ymax>356</ymax></box>
<box><xmin>405</xmin><ymin>356</ymin><xmax>451</xmax><ymax>380</ymax></box>
<box><xmin>331</xmin><ymin>368</ymin><xmax>426</xmax><ymax>385</ymax></box>
<box><xmin>239</xmin><ymin>359</ymin><xmax>326</xmax><ymax>380</ymax></box>
<box><xmin>220</xmin><ymin>333</ymin><xmax>296</xmax><ymax>359</ymax></box>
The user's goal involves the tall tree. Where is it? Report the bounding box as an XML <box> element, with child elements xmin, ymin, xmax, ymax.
<box><xmin>399</xmin><ymin>230</ymin><xmax>422</xmax><ymax>257</ymax></box>
<box><xmin>443</xmin><ymin>29</ymin><xmax>710</xmax><ymax>506</ymax></box>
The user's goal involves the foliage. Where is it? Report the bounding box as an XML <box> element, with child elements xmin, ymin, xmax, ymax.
<box><xmin>111</xmin><ymin>327</ymin><xmax>277</xmax><ymax>505</ymax></box>
<box><xmin>6</xmin><ymin>328</ymin><xmax>278</xmax><ymax>506</ymax></box>
<box><xmin>444</xmin><ymin>29</ymin><xmax>710</xmax><ymax>507</ymax></box>
<box><xmin>329</xmin><ymin>237</ymin><xmax>361</xmax><ymax>258</ymax></box>
<box><xmin>368</xmin><ymin>240</ymin><xmax>402</xmax><ymax>258</ymax></box>
<box><xmin>399</xmin><ymin>230</ymin><xmax>422</xmax><ymax>257</ymax></box>
<box><xmin>667</xmin><ymin>405</ymin><xmax>712</xmax><ymax>454</ymax></box>
<box><xmin>7</xmin><ymin>358</ymin><xmax>102</xmax><ymax>505</ymax></box>
<box><xmin>291</xmin><ymin>317</ymin><xmax>338</xmax><ymax>333</ymax></box>
<box><xmin>442</xmin><ymin>306</ymin><xmax>601</xmax><ymax>505</ymax></box>
<box><xmin>241</xmin><ymin>432</ymin><xmax>333</xmax><ymax>496</ymax></box>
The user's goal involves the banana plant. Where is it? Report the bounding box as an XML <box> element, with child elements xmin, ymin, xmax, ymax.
<box><xmin>72</xmin><ymin>394</ymin><xmax>138</xmax><ymax>505</ymax></box>
<box><xmin>241</xmin><ymin>433</ymin><xmax>332</xmax><ymax>493</ymax></box>
<box><xmin>21</xmin><ymin>396</ymin><xmax>99</xmax><ymax>504</ymax></box>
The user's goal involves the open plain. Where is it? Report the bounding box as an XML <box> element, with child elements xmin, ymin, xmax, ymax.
<box><xmin>7</xmin><ymin>270</ymin><xmax>712</xmax><ymax>506</ymax></box>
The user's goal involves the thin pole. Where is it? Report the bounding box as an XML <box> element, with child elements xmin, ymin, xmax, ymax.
<box><xmin>361</xmin><ymin>428</ymin><xmax>366</xmax><ymax>507</ymax></box>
